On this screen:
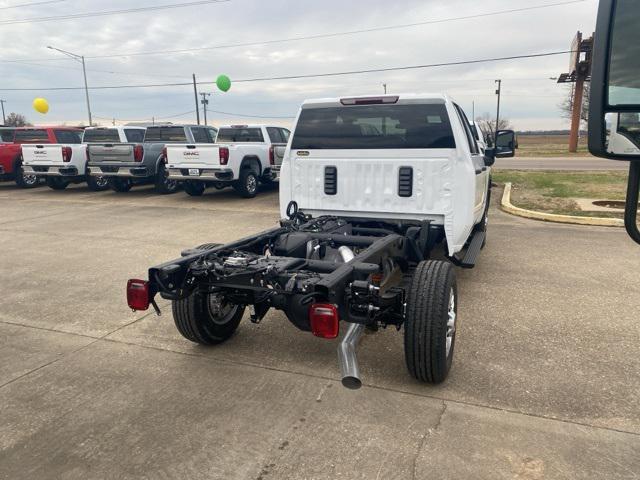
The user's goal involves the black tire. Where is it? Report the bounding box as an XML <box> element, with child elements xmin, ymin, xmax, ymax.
<box><xmin>155</xmin><ymin>161</ymin><xmax>178</xmax><ymax>194</ymax></box>
<box><xmin>45</xmin><ymin>177</ymin><xmax>69</xmax><ymax>190</ymax></box>
<box><xmin>109</xmin><ymin>177</ymin><xmax>132</xmax><ymax>192</ymax></box>
<box><xmin>86</xmin><ymin>175</ymin><xmax>109</xmax><ymax>192</ymax></box>
<box><xmin>172</xmin><ymin>292</ymin><xmax>245</xmax><ymax>345</ymax></box>
<box><xmin>184</xmin><ymin>181</ymin><xmax>205</xmax><ymax>197</ymax></box>
<box><xmin>14</xmin><ymin>159</ymin><xmax>38</xmax><ymax>188</ymax></box>
<box><xmin>234</xmin><ymin>169</ymin><xmax>259</xmax><ymax>198</ymax></box>
<box><xmin>404</xmin><ymin>260</ymin><xmax>458</xmax><ymax>384</ymax></box>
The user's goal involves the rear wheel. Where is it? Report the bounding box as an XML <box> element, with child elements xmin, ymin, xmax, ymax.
<box><xmin>87</xmin><ymin>175</ymin><xmax>109</xmax><ymax>192</ymax></box>
<box><xmin>109</xmin><ymin>178</ymin><xmax>132</xmax><ymax>192</ymax></box>
<box><xmin>45</xmin><ymin>177</ymin><xmax>69</xmax><ymax>190</ymax></box>
<box><xmin>173</xmin><ymin>291</ymin><xmax>245</xmax><ymax>345</ymax></box>
<box><xmin>234</xmin><ymin>169</ymin><xmax>258</xmax><ymax>198</ymax></box>
<box><xmin>14</xmin><ymin>160</ymin><xmax>38</xmax><ymax>188</ymax></box>
<box><xmin>155</xmin><ymin>162</ymin><xmax>178</xmax><ymax>194</ymax></box>
<box><xmin>184</xmin><ymin>181</ymin><xmax>205</xmax><ymax>197</ymax></box>
<box><xmin>404</xmin><ymin>260</ymin><xmax>457</xmax><ymax>384</ymax></box>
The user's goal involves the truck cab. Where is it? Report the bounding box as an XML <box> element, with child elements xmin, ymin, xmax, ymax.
<box><xmin>279</xmin><ymin>94</ymin><xmax>505</xmax><ymax>255</ymax></box>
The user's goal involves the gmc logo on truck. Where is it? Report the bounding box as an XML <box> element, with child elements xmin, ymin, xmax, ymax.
<box><xmin>34</xmin><ymin>151</ymin><xmax>47</xmax><ymax>155</ymax></box>
<box><xmin>183</xmin><ymin>151</ymin><xmax>199</xmax><ymax>156</ymax></box>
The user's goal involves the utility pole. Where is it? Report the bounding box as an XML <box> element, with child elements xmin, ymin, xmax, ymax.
<box><xmin>382</xmin><ymin>83</ymin><xmax>387</xmax><ymax>94</ymax></box>
<box><xmin>200</xmin><ymin>92</ymin><xmax>211</xmax><ymax>126</ymax></box>
<box><xmin>48</xmin><ymin>46</ymin><xmax>92</xmax><ymax>125</ymax></box>
<box><xmin>193</xmin><ymin>74</ymin><xmax>200</xmax><ymax>125</ymax></box>
<box><xmin>495</xmin><ymin>79</ymin><xmax>502</xmax><ymax>145</ymax></box>
<box><xmin>0</xmin><ymin>100</ymin><xmax>6</xmax><ymax>125</ymax></box>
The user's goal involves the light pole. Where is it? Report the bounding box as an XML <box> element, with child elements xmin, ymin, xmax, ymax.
<box><xmin>494</xmin><ymin>79</ymin><xmax>502</xmax><ymax>146</ymax></box>
<box><xmin>0</xmin><ymin>99</ymin><xmax>6</xmax><ymax>125</ymax></box>
<box><xmin>200</xmin><ymin>92</ymin><xmax>211</xmax><ymax>126</ymax></box>
<box><xmin>47</xmin><ymin>46</ymin><xmax>92</xmax><ymax>126</ymax></box>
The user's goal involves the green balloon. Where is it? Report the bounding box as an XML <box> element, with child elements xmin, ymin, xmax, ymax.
<box><xmin>216</xmin><ymin>75</ymin><xmax>231</xmax><ymax>92</ymax></box>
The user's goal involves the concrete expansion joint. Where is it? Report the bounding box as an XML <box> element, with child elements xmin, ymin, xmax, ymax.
<box><xmin>411</xmin><ymin>401</ymin><xmax>447</xmax><ymax>480</ymax></box>
<box><xmin>501</xmin><ymin>182</ymin><xmax>625</xmax><ymax>228</ymax></box>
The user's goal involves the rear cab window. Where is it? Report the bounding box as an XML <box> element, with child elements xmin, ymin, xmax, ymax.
<box><xmin>217</xmin><ymin>127</ymin><xmax>264</xmax><ymax>143</ymax></box>
<box><xmin>144</xmin><ymin>127</ymin><xmax>188</xmax><ymax>143</ymax></box>
<box><xmin>83</xmin><ymin>129</ymin><xmax>121</xmax><ymax>143</ymax></box>
<box><xmin>191</xmin><ymin>127</ymin><xmax>216</xmax><ymax>143</ymax></box>
<box><xmin>0</xmin><ymin>129</ymin><xmax>15</xmax><ymax>142</ymax></box>
<box><xmin>14</xmin><ymin>129</ymin><xmax>50</xmax><ymax>144</ymax></box>
<box><xmin>54</xmin><ymin>130</ymin><xmax>82</xmax><ymax>144</ymax></box>
<box><xmin>291</xmin><ymin>103</ymin><xmax>456</xmax><ymax>149</ymax></box>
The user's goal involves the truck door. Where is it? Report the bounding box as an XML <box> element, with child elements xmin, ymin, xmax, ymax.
<box><xmin>453</xmin><ymin>104</ymin><xmax>487</xmax><ymax>219</ymax></box>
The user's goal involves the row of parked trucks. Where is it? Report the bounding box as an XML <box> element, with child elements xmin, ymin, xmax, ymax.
<box><xmin>0</xmin><ymin>124</ymin><xmax>290</xmax><ymax>198</ymax></box>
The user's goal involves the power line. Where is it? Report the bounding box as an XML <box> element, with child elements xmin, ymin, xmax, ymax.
<box><xmin>0</xmin><ymin>50</ymin><xmax>573</xmax><ymax>91</ymax></box>
<box><xmin>0</xmin><ymin>0</ymin><xmax>586</xmax><ymax>62</ymax></box>
<box><xmin>0</xmin><ymin>0</ymin><xmax>230</xmax><ymax>26</ymax></box>
<box><xmin>0</xmin><ymin>0</ymin><xmax>64</xmax><ymax>10</ymax></box>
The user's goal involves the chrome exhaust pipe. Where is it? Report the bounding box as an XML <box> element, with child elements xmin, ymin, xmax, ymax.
<box><xmin>338</xmin><ymin>322</ymin><xmax>365</xmax><ymax>389</ymax></box>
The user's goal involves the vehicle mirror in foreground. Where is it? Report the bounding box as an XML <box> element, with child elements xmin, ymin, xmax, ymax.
<box><xmin>495</xmin><ymin>130</ymin><xmax>516</xmax><ymax>158</ymax></box>
<box><xmin>589</xmin><ymin>0</ymin><xmax>640</xmax><ymax>244</ymax></box>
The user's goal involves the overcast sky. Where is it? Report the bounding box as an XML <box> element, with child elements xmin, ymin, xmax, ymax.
<box><xmin>0</xmin><ymin>0</ymin><xmax>598</xmax><ymax>130</ymax></box>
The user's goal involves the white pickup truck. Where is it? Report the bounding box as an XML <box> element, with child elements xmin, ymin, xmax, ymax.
<box><xmin>22</xmin><ymin>126</ymin><xmax>145</xmax><ymax>191</ymax></box>
<box><xmin>165</xmin><ymin>124</ymin><xmax>290</xmax><ymax>198</ymax></box>
<box><xmin>131</xmin><ymin>93</ymin><xmax>516</xmax><ymax>390</ymax></box>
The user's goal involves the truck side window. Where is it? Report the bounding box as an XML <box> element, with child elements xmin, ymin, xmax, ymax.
<box><xmin>124</xmin><ymin>129</ymin><xmax>145</xmax><ymax>143</ymax></box>
<box><xmin>453</xmin><ymin>105</ymin><xmax>479</xmax><ymax>155</ymax></box>
<box><xmin>267</xmin><ymin>127</ymin><xmax>284</xmax><ymax>143</ymax></box>
<box><xmin>206</xmin><ymin>128</ymin><xmax>218</xmax><ymax>143</ymax></box>
<box><xmin>191</xmin><ymin>127</ymin><xmax>211</xmax><ymax>143</ymax></box>
<box><xmin>280</xmin><ymin>128</ymin><xmax>291</xmax><ymax>142</ymax></box>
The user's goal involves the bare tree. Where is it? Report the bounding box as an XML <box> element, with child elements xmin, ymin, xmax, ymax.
<box><xmin>5</xmin><ymin>112</ymin><xmax>32</xmax><ymax>127</ymax></box>
<box><xmin>475</xmin><ymin>113</ymin><xmax>512</xmax><ymax>145</ymax></box>
<box><xmin>559</xmin><ymin>82</ymin><xmax>590</xmax><ymax>126</ymax></box>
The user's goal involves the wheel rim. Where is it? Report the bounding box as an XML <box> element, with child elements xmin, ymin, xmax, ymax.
<box><xmin>95</xmin><ymin>176</ymin><xmax>108</xmax><ymax>188</ymax></box>
<box><xmin>207</xmin><ymin>293</ymin><xmax>238</xmax><ymax>325</ymax></box>
<box><xmin>22</xmin><ymin>172</ymin><xmax>37</xmax><ymax>185</ymax></box>
<box><xmin>246</xmin><ymin>174</ymin><xmax>257</xmax><ymax>194</ymax></box>
<box><xmin>446</xmin><ymin>288</ymin><xmax>456</xmax><ymax>357</ymax></box>
<box><xmin>163</xmin><ymin>169</ymin><xmax>176</xmax><ymax>190</ymax></box>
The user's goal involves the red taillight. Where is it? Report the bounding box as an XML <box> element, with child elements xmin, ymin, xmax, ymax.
<box><xmin>62</xmin><ymin>146</ymin><xmax>72</xmax><ymax>162</ymax></box>
<box><xmin>219</xmin><ymin>146</ymin><xmax>229</xmax><ymax>165</ymax></box>
<box><xmin>268</xmin><ymin>145</ymin><xmax>275</xmax><ymax>166</ymax></box>
<box><xmin>127</xmin><ymin>279</ymin><xmax>150</xmax><ymax>311</ymax></box>
<box><xmin>134</xmin><ymin>145</ymin><xmax>144</xmax><ymax>162</ymax></box>
<box><xmin>309</xmin><ymin>303</ymin><xmax>339</xmax><ymax>339</ymax></box>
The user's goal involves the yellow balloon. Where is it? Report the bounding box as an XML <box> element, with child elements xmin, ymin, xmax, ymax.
<box><xmin>33</xmin><ymin>98</ymin><xmax>49</xmax><ymax>114</ymax></box>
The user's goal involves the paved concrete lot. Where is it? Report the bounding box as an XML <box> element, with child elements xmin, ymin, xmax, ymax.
<box><xmin>496</xmin><ymin>156</ymin><xmax>630</xmax><ymax>170</ymax></box>
<box><xmin>1</xmin><ymin>182</ymin><xmax>639</xmax><ymax>480</ymax></box>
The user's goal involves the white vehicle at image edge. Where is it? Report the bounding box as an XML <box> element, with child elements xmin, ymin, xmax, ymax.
<box><xmin>165</xmin><ymin>124</ymin><xmax>290</xmax><ymax>198</ymax></box>
<box><xmin>21</xmin><ymin>126</ymin><xmax>145</xmax><ymax>191</ymax></box>
<box><xmin>279</xmin><ymin>93</ymin><xmax>515</xmax><ymax>256</ymax></box>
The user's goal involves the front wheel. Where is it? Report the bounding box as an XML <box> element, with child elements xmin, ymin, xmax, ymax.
<box><xmin>155</xmin><ymin>162</ymin><xmax>178</xmax><ymax>194</ymax></box>
<box><xmin>404</xmin><ymin>260</ymin><xmax>457</xmax><ymax>384</ymax></box>
<box><xmin>173</xmin><ymin>292</ymin><xmax>245</xmax><ymax>345</ymax></box>
<box><xmin>184</xmin><ymin>181</ymin><xmax>205</xmax><ymax>197</ymax></box>
<box><xmin>109</xmin><ymin>178</ymin><xmax>132</xmax><ymax>192</ymax></box>
<box><xmin>45</xmin><ymin>177</ymin><xmax>69</xmax><ymax>190</ymax></box>
<box><xmin>14</xmin><ymin>160</ymin><xmax>38</xmax><ymax>188</ymax></box>
<box><xmin>86</xmin><ymin>175</ymin><xmax>109</xmax><ymax>192</ymax></box>
<box><xmin>233</xmin><ymin>169</ymin><xmax>258</xmax><ymax>198</ymax></box>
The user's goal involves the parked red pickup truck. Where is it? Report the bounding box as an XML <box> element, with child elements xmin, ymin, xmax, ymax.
<box><xmin>0</xmin><ymin>126</ymin><xmax>83</xmax><ymax>188</ymax></box>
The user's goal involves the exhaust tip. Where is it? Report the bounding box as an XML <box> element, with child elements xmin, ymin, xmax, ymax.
<box><xmin>341</xmin><ymin>376</ymin><xmax>362</xmax><ymax>390</ymax></box>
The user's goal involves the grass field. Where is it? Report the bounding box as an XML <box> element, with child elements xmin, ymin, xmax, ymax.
<box><xmin>515</xmin><ymin>134</ymin><xmax>591</xmax><ymax>157</ymax></box>
<box><xmin>492</xmin><ymin>170</ymin><xmax>629</xmax><ymax>218</ymax></box>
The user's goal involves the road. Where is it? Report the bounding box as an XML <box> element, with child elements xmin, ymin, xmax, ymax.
<box><xmin>0</xmin><ymin>182</ymin><xmax>638</xmax><ymax>479</ymax></box>
<box><xmin>496</xmin><ymin>156</ymin><xmax>630</xmax><ymax>170</ymax></box>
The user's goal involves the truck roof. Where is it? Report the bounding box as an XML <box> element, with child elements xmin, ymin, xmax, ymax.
<box><xmin>218</xmin><ymin>124</ymin><xmax>283</xmax><ymax>129</ymax></box>
<box><xmin>300</xmin><ymin>93</ymin><xmax>451</xmax><ymax>109</ymax></box>
<box><xmin>13</xmin><ymin>126</ymin><xmax>82</xmax><ymax>131</ymax></box>
<box><xmin>84</xmin><ymin>126</ymin><xmax>146</xmax><ymax>131</ymax></box>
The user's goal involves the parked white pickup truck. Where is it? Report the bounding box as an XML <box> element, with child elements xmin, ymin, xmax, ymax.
<box><xmin>22</xmin><ymin>126</ymin><xmax>145</xmax><ymax>191</ymax></box>
<box><xmin>165</xmin><ymin>124</ymin><xmax>290</xmax><ymax>198</ymax></box>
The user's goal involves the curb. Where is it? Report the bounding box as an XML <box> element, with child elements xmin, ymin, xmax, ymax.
<box><xmin>500</xmin><ymin>183</ymin><xmax>625</xmax><ymax>228</ymax></box>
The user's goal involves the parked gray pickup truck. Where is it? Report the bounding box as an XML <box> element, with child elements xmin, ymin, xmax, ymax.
<box><xmin>87</xmin><ymin>124</ymin><xmax>217</xmax><ymax>193</ymax></box>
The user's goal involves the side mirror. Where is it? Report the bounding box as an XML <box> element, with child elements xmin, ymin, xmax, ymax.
<box><xmin>589</xmin><ymin>0</ymin><xmax>640</xmax><ymax>244</ymax></box>
<box><xmin>495</xmin><ymin>130</ymin><xmax>516</xmax><ymax>158</ymax></box>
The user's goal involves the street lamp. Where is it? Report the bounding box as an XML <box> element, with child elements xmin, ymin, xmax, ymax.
<box><xmin>47</xmin><ymin>46</ymin><xmax>92</xmax><ymax>126</ymax></box>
